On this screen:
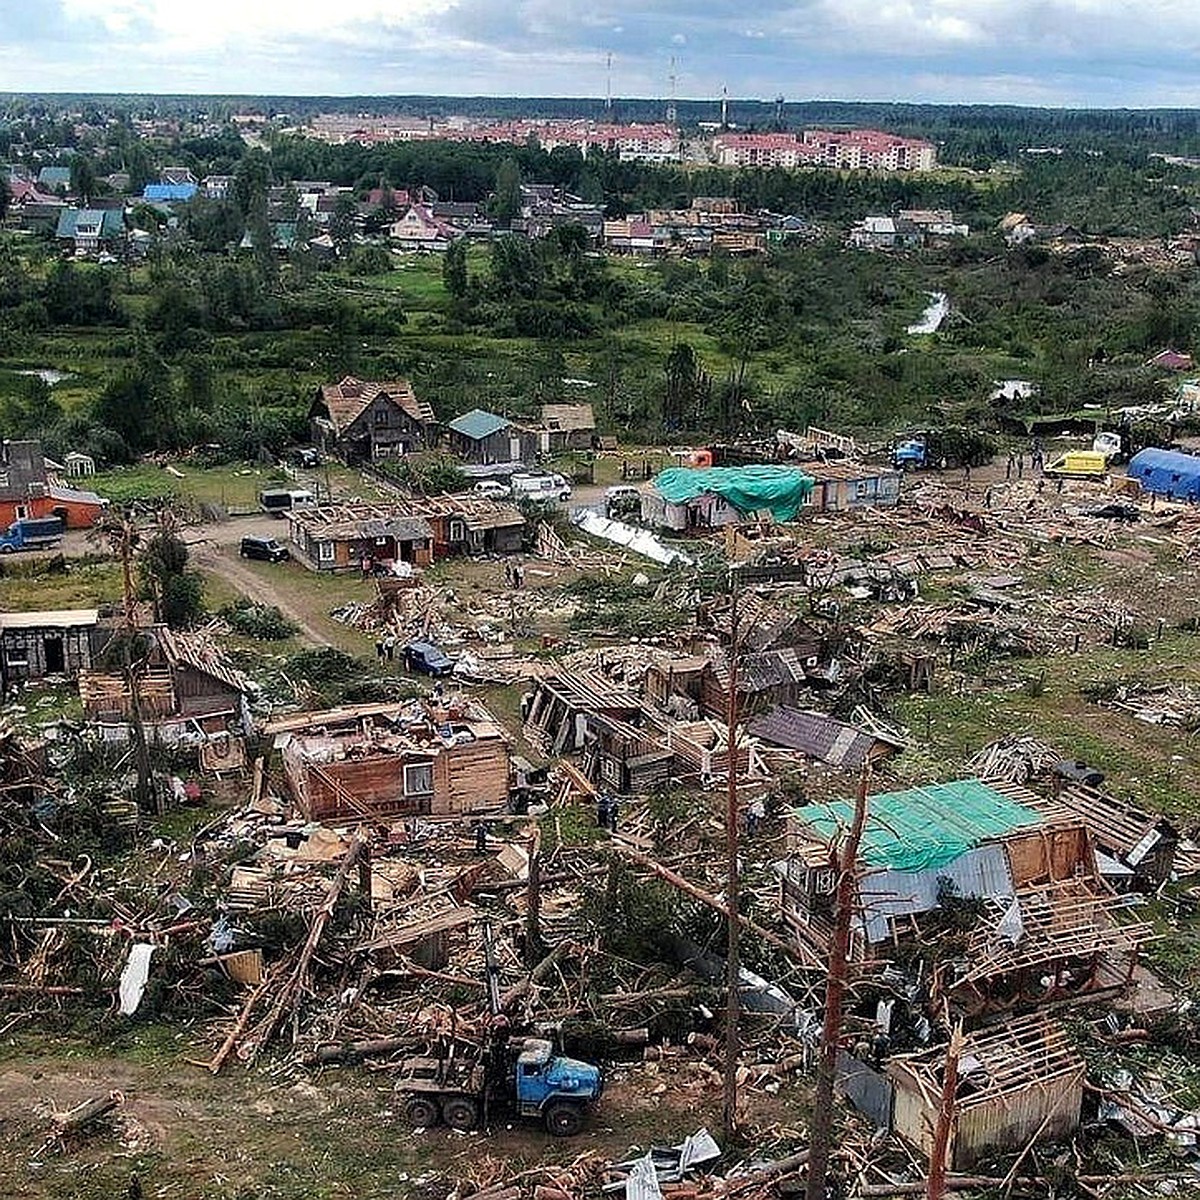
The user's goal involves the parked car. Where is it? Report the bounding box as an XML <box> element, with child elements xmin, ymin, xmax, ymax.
<box><xmin>292</xmin><ymin>447</ymin><xmax>322</xmax><ymax>468</ymax></box>
<box><xmin>472</xmin><ymin>480</ymin><xmax>512</xmax><ymax>500</ymax></box>
<box><xmin>240</xmin><ymin>536</ymin><xmax>290</xmax><ymax>563</ymax></box>
<box><xmin>404</xmin><ymin>641</ymin><xmax>456</xmax><ymax>676</ymax></box>
<box><xmin>604</xmin><ymin>484</ymin><xmax>641</xmax><ymax>518</ymax></box>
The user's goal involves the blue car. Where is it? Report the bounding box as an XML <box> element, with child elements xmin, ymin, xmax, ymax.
<box><xmin>404</xmin><ymin>641</ymin><xmax>455</xmax><ymax>676</ymax></box>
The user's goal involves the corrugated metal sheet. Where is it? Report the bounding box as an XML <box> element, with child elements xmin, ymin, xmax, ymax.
<box><xmin>858</xmin><ymin>843</ymin><xmax>1014</xmax><ymax>943</ymax></box>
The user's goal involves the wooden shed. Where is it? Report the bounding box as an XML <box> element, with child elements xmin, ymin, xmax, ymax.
<box><xmin>0</xmin><ymin>608</ymin><xmax>100</xmax><ymax>686</ymax></box>
<box><xmin>887</xmin><ymin>1014</ymin><xmax>1085</xmax><ymax>1169</ymax></box>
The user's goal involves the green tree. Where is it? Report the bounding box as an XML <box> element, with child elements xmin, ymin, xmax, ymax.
<box><xmin>330</xmin><ymin>193</ymin><xmax>358</xmax><ymax>252</ymax></box>
<box><xmin>69</xmin><ymin>154</ymin><xmax>96</xmax><ymax>202</ymax></box>
<box><xmin>232</xmin><ymin>149</ymin><xmax>271</xmax><ymax>219</ymax></box>
<box><xmin>139</xmin><ymin>529</ymin><xmax>205</xmax><ymax>629</ymax></box>
<box><xmin>492</xmin><ymin>157</ymin><xmax>522</xmax><ymax>226</ymax></box>
<box><xmin>443</xmin><ymin>237</ymin><xmax>468</xmax><ymax>299</ymax></box>
<box><xmin>0</xmin><ymin>173</ymin><xmax>9</xmax><ymax>222</ymax></box>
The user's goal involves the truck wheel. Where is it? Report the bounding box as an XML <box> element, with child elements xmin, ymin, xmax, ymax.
<box><xmin>543</xmin><ymin>1101</ymin><xmax>583</xmax><ymax>1137</ymax></box>
<box><xmin>405</xmin><ymin>1097</ymin><xmax>440</xmax><ymax>1128</ymax></box>
<box><xmin>442</xmin><ymin>1096</ymin><xmax>479</xmax><ymax>1131</ymax></box>
<box><xmin>0</xmin><ymin>545</ymin><xmax>12</xmax><ymax>554</ymax></box>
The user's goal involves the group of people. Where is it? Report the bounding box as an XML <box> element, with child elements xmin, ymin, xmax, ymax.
<box><xmin>504</xmin><ymin>561</ymin><xmax>526</xmax><ymax>589</ymax></box>
<box><xmin>374</xmin><ymin>632</ymin><xmax>398</xmax><ymax>661</ymax></box>
<box><xmin>1003</xmin><ymin>442</ymin><xmax>1045</xmax><ymax>480</ymax></box>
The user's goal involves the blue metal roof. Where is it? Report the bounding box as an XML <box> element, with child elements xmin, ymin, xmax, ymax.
<box><xmin>448</xmin><ymin>409</ymin><xmax>510</xmax><ymax>440</ymax></box>
<box><xmin>142</xmin><ymin>183</ymin><xmax>197</xmax><ymax>202</ymax></box>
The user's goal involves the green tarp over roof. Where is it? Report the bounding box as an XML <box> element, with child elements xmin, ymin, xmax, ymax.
<box><xmin>796</xmin><ymin>778</ymin><xmax>1044</xmax><ymax>873</ymax></box>
<box><xmin>653</xmin><ymin>465</ymin><xmax>814</xmax><ymax>522</ymax></box>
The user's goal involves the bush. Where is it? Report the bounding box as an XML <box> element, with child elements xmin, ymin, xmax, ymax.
<box><xmin>219</xmin><ymin>600</ymin><xmax>298</xmax><ymax>641</ymax></box>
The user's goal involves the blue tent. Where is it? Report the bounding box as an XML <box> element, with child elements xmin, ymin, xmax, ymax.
<box><xmin>1127</xmin><ymin>447</ymin><xmax>1200</xmax><ymax>500</ymax></box>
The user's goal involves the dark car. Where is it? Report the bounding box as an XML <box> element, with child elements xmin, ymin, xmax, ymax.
<box><xmin>293</xmin><ymin>447</ymin><xmax>322</xmax><ymax>468</ymax></box>
<box><xmin>240</xmin><ymin>536</ymin><xmax>290</xmax><ymax>563</ymax></box>
<box><xmin>404</xmin><ymin>641</ymin><xmax>455</xmax><ymax>676</ymax></box>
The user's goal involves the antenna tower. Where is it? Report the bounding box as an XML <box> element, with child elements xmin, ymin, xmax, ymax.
<box><xmin>721</xmin><ymin>85</ymin><xmax>729</xmax><ymax>129</ymax></box>
<box><xmin>606</xmin><ymin>52</ymin><xmax>613</xmax><ymax>118</ymax></box>
<box><xmin>666</xmin><ymin>55</ymin><xmax>678</xmax><ymax>125</ymax></box>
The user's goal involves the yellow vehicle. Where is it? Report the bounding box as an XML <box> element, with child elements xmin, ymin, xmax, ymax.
<box><xmin>1044</xmin><ymin>449</ymin><xmax>1109</xmax><ymax>478</ymax></box>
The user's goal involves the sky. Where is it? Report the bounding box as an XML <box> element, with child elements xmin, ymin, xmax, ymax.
<box><xmin>1</xmin><ymin>0</ymin><xmax>1199</xmax><ymax>107</ymax></box>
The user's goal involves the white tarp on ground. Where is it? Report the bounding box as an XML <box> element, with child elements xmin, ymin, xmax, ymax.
<box><xmin>907</xmin><ymin>291</ymin><xmax>950</xmax><ymax>335</ymax></box>
<box><xmin>118</xmin><ymin>943</ymin><xmax>155</xmax><ymax>1015</ymax></box>
<box><xmin>571</xmin><ymin>509</ymin><xmax>693</xmax><ymax>566</ymax></box>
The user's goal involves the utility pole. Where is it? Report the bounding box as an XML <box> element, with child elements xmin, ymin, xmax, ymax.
<box><xmin>722</xmin><ymin>578</ymin><xmax>741</xmax><ymax>1143</ymax></box>
<box><xmin>806</xmin><ymin>767</ymin><xmax>870</xmax><ymax>1200</ymax></box>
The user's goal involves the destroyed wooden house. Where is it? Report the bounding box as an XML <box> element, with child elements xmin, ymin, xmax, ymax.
<box><xmin>523</xmin><ymin>671</ymin><xmax>673</xmax><ymax>793</ymax></box>
<box><xmin>747</xmin><ymin>706</ymin><xmax>900</xmax><ymax>771</ymax></box>
<box><xmin>700</xmin><ymin>593</ymin><xmax>825</xmax><ymax>656</ymax></box>
<box><xmin>784</xmin><ymin>778</ymin><xmax>1151</xmax><ymax>1015</ymax></box>
<box><xmin>286</xmin><ymin>504</ymin><xmax>435</xmax><ymax>573</ymax></box>
<box><xmin>80</xmin><ymin>626</ymin><xmax>252</xmax><ymax>741</ymax></box>
<box><xmin>887</xmin><ymin>1013</ymin><xmax>1085</xmax><ymax>1169</ymax></box>
<box><xmin>271</xmin><ymin>699</ymin><xmax>511</xmax><ymax>822</ymax></box>
<box><xmin>0</xmin><ymin>608</ymin><xmax>101</xmax><ymax>686</ymax></box>
<box><xmin>1024</xmin><ymin>781</ymin><xmax>1181</xmax><ymax>888</ymax></box>
<box><xmin>700</xmin><ymin>645</ymin><xmax>811</xmax><ymax>718</ymax></box>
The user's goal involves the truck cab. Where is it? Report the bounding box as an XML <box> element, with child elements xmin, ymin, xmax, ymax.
<box><xmin>0</xmin><ymin>516</ymin><xmax>65</xmax><ymax>554</ymax></box>
<box><xmin>893</xmin><ymin>438</ymin><xmax>927</xmax><ymax>470</ymax></box>
<box><xmin>511</xmin><ymin>1038</ymin><xmax>602</xmax><ymax>1135</ymax></box>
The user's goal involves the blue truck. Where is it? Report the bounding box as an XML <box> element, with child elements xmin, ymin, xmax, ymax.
<box><xmin>396</xmin><ymin>1035</ymin><xmax>602</xmax><ymax>1135</ymax></box>
<box><xmin>0</xmin><ymin>516</ymin><xmax>66</xmax><ymax>554</ymax></box>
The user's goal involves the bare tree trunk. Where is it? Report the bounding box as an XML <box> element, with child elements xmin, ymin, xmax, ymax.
<box><xmin>928</xmin><ymin>1023</ymin><xmax>964</xmax><ymax>1200</ymax></box>
<box><xmin>805</xmin><ymin>768</ymin><xmax>870</xmax><ymax>1200</ymax></box>
<box><xmin>723</xmin><ymin>584</ymin><xmax>741</xmax><ymax>1143</ymax></box>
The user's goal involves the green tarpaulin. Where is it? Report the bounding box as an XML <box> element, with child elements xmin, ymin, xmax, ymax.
<box><xmin>653</xmin><ymin>465</ymin><xmax>814</xmax><ymax>522</ymax></box>
<box><xmin>795</xmin><ymin>779</ymin><xmax>1044</xmax><ymax>873</ymax></box>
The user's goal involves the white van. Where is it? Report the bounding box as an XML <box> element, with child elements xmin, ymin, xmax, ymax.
<box><xmin>511</xmin><ymin>473</ymin><xmax>571</xmax><ymax>502</ymax></box>
<box><xmin>260</xmin><ymin>487</ymin><xmax>316</xmax><ymax>516</ymax></box>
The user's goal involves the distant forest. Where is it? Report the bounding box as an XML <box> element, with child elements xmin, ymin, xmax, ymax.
<box><xmin>10</xmin><ymin>94</ymin><xmax>1200</xmax><ymax>165</ymax></box>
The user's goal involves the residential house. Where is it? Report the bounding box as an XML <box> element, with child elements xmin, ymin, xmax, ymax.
<box><xmin>804</xmin><ymin>460</ymin><xmax>903</xmax><ymax>512</ymax></box>
<box><xmin>747</xmin><ymin>707</ymin><xmax>901</xmax><ymax>770</ymax></box>
<box><xmin>601</xmin><ymin>219</ymin><xmax>658</xmax><ymax>256</ymax></box>
<box><xmin>848</xmin><ymin>215</ymin><xmax>925</xmax><ymax>249</ymax></box>
<box><xmin>0</xmin><ymin>609</ymin><xmax>101</xmax><ymax>688</ymax></box>
<box><xmin>201</xmin><ymin>175</ymin><xmax>233</xmax><ymax>201</ymax></box>
<box><xmin>80</xmin><ymin>625</ymin><xmax>253</xmax><ymax>740</ymax></box>
<box><xmin>141</xmin><ymin>182</ymin><xmax>198</xmax><ymax>204</ymax></box>
<box><xmin>641</xmin><ymin>465</ymin><xmax>814</xmax><ymax>532</ymax></box>
<box><xmin>159</xmin><ymin>166</ymin><xmax>198</xmax><ymax>187</ymax></box>
<box><xmin>271</xmin><ymin>698</ymin><xmax>511</xmax><ymax>822</ymax></box>
<box><xmin>286</xmin><ymin>504</ymin><xmax>434</xmax><ymax>573</ymax></box>
<box><xmin>55</xmin><ymin>207</ymin><xmax>126</xmax><ymax>255</ymax></box>
<box><xmin>898</xmin><ymin>209</ymin><xmax>970</xmax><ymax>237</ymax></box>
<box><xmin>783</xmin><ymin>778</ymin><xmax>1150</xmax><ymax>1015</ymax></box>
<box><xmin>36</xmin><ymin>166</ymin><xmax>72</xmax><ymax>192</ymax></box>
<box><xmin>538</xmin><ymin>403</ymin><xmax>596</xmax><ymax>453</ymax></box>
<box><xmin>389</xmin><ymin>204</ymin><xmax>460</xmax><ymax>251</ymax></box>
<box><xmin>446</xmin><ymin>409</ymin><xmax>538</xmax><ymax>465</ymax></box>
<box><xmin>309</xmin><ymin>376</ymin><xmax>436</xmax><ymax>463</ymax></box>
<box><xmin>0</xmin><ymin>439</ymin><xmax>107</xmax><ymax>529</ymax></box>
<box><xmin>405</xmin><ymin>495</ymin><xmax>525</xmax><ymax>557</ymax></box>
<box><xmin>1146</xmin><ymin>348</ymin><xmax>1194</xmax><ymax>371</ymax></box>
<box><xmin>696</xmin><ymin>645</ymin><xmax>812</xmax><ymax>718</ymax></box>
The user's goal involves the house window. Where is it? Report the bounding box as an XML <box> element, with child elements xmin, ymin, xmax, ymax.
<box><xmin>317</xmin><ymin>541</ymin><xmax>334</xmax><ymax>563</ymax></box>
<box><xmin>5</xmin><ymin>649</ymin><xmax>29</xmax><ymax>668</ymax></box>
<box><xmin>404</xmin><ymin>762</ymin><xmax>434</xmax><ymax>796</ymax></box>
<box><xmin>449</xmin><ymin>519</ymin><xmax>466</xmax><ymax>542</ymax></box>
<box><xmin>14</xmin><ymin>505</ymin><xmax>28</xmax><ymax>520</ymax></box>
<box><xmin>375</xmin><ymin>408</ymin><xmax>388</xmax><ymax>425</ymax></box>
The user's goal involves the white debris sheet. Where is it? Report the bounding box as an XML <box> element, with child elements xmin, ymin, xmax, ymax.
<box><xmin>572</xmin><ymin>510</ymin><xmax>693</xmax><ymax>566</ymax></box>
<box><xmin>118</xmin><ymin>943</ymin><xmax>155</xmax><ymax>1015</ymax></box>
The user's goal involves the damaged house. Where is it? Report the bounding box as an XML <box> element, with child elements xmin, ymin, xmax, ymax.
<box><xmin>80</xmin><ymin>625</ymin><xmax>252</xmax><ymax>743</ymax></box>
<box><xmin>271</xmin><ymin>698</ymin><xmax>511</xmax><ymax>822</ymax></box>
<box><xmin>784</xmin><ymin>778</ymin><xmax>1151</xmax><ymax>1016</ymax></box>
<box><xmin>309</xmin><ymin>377</ymin><xmax>437</xmax><ymax>462</ymax></box>
<box><xmin>641</xmin><ymin>465</ymin><xmax>814</xmax><ymax>533</ymax></box>
<box><xmin>286</xmin><ymin>504</ymin><xmax>434</xmax><ymax>573</ymax></box>
<box><xmin>0</xmin><ymin>608</ymin><xmax>101</xmax><ymax>686</ymax></box>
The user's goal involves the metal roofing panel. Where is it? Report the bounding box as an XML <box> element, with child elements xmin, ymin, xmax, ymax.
<box><xmin>448</xmin><ymin>409</ymin><xmax>510</xmax><ymax>440</ymax></box>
